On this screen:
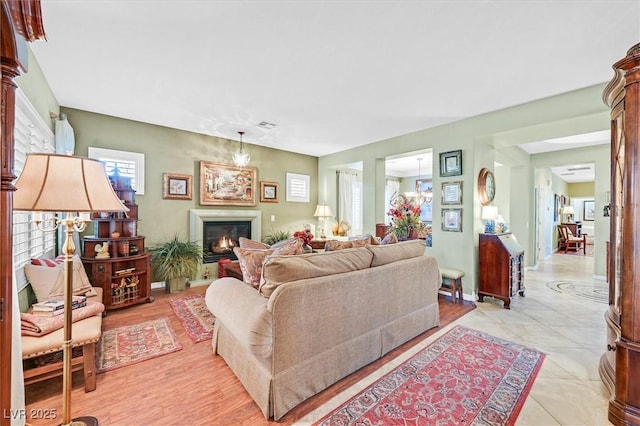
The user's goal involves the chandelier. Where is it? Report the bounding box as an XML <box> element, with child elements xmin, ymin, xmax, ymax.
<box><xmin>232</xmin><ymin>131</ymin><xmax>250</xmax><ymax>168</ymax></box>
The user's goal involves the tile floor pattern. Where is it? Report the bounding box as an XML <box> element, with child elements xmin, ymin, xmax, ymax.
<box><xmin>296</xmin><ymin>253</ymin><xmax>611</xmax><ymax>425</ymax></box>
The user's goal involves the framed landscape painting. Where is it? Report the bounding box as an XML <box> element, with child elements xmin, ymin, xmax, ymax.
<box><xmin>199</xmin><ymin>161</ymin><xmax>257</xmax><ymax>206</ymax></box>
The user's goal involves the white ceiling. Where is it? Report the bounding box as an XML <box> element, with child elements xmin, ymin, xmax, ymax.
<box><xmin>29</xmin><ymin>1</ymin><xmax>639</xmax><ymax>161</ymax></box>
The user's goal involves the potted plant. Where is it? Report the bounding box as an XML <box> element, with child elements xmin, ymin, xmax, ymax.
<box><xmin>262</xmin><ymin>229</ymin><xmax>291</xmax><ymax>246</ymax></box>
<box><xmin>149</xmin><ymin>236</ymin><xmax>203</xmax><ymax>293</ymax></box>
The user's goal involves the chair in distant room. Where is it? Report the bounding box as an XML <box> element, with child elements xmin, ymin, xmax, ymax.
<box><xmin>557</xmin><ymin>224</ymin><xmax>586</xmax><ymax>254</ymax></box>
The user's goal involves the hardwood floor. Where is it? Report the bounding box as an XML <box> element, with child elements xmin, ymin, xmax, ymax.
<box><xmin>24</xmin><ymin>286</ymin><xmax>475</xmax><ymax>425</ymax></box>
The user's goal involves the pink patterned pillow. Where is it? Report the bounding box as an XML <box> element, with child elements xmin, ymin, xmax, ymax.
<box><xmin>31</xmin><ymin>257</ymin><xmax>63</xmax><ymax>267</ymax></box>
<box><xmin>381</xmin><ymin>233</ymin><xmax>398</xmax><ymax>245</ymax></box>
<box><xmin>233</xmin><ymin>247</ymin><xmax>273</xmax><ymax>288</ymax></box>
<box><xmin>239</xmin><ymin>237</ymin><xmax>270</xmax><ymax>250</ymax></box>
<box><xmin>272</xmin><ymin>238</ymin><xmax>303</xmax><ymax>255</ymax></box>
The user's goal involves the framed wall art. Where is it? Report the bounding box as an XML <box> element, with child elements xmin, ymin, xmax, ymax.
<box><xmin>260</xmin><ymin>181</ymin><xmax>279</xmax><ymax>203</ymax></box>
<box><xmin>163</xmin><ymin>173</ymin><xmax>192</xmax><ymax>200</ymax></box>
<box><xmin>583</xmin><ymin>200</ymin><xmax>595</xmax><ymax>221</ymax></box>
<box><xmin>439</xmin><ymin>149</ymin><xmax>462</xmax><ymax>177</ymax></box>
<box><xmin>286</xmin><ymin>172</ymin><xmax>310</xmax><ymax>202</ymax></box>
<box><xmin>442</xmin><ymin>208</ymin><xmax>463</xmax><ymax>232</ymax></box>
<box><xmin>199</xmin><ymin>161</ymin><xmax>257</xmax><ymax>206</ymax></box>
<box><xmin>441</xmin><ymin>181</ymin><xmax>463</xmax><ymax>205</ymax></box>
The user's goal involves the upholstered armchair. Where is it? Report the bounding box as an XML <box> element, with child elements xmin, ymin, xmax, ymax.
<box><xmin>557</xmin><ymin>225</ymin><xmax>586</xmax><ymax>254</ymax></box>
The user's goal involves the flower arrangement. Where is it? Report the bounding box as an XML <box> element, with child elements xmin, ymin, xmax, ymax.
<box><xmin>387</xmin><ymin>192</ymin><xmax>424</xmax><ymax>240</ymax></box>
<box><xmin>293</xmin><ymin>228</ymin><xmax>314</xmax><ymax>246</ymax></box>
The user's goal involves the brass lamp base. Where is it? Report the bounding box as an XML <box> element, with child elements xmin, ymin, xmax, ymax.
<box><xmin>65</xmin><ymin>416</ymin><xmax>98</xmax><ymax>426</ymax></box>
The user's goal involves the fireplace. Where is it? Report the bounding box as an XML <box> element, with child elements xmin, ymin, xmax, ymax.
<box><xmin>203</xmin><ymin>220</ymin><xmax>251</xmax><ymax>263</ymax></box>
<box><xmin>189</xmin><ymin>209</ymin><xmax>262</xmax><ymax>264</ymax></box>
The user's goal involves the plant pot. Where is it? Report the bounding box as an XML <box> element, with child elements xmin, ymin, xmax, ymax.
<box><xmin>166</xmin><ymin>277</ymin><xmax>188</xmax><ymax>293</ymax></box>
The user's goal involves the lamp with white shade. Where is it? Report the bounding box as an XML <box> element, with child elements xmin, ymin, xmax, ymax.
<box><xmin>313</xmin><ymin>204</ymin><xmax>334</xmax><ymax>239</ymax></box>
<box><xmin>14</xmin><ymin>153</ymin><xmax>128</xmax><ymax>426</ymax></box>
<box><xmin>561</xmin><ymin>205</ymin><xmax>575</xmax><ymax>222</ymax></box>
<box><xmin>481</xmin><ymin>205</ymin><xmax>499</xmax><ymax>233</ymax></box>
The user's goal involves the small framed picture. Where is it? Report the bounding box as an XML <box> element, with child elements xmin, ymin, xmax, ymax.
<box><xmin>163</xmin><ymin>173</ymin><xmax>192</xmax><ymax>200</ymax></box>
<box><xmin>439</xmin><ymin>150</ymin><xmax>462</xmax><ymax>177</ymax></box>
<box><xmin>441</xmin><ymin>181</ymin><xmax>463</xmax><ymax>205</ymax></box>
<box><xmin>442</xmin><ymin>208</ymin><xmax>463</xmax><ymax>232</ymax></box>
<box><xmin>260</xmin><ymin>181</ymin><xmax>279</xmax><ymax>203</ymax></box>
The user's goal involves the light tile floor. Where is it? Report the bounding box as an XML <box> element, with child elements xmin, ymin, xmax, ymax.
<box><xmin>296</xmin><ymin>252</ymin><xmax>611</xmax><ymax>425</ymax></box>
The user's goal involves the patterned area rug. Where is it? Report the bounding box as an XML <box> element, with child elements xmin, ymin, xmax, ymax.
<box><xmin>312</xmin><ymin>325</ymin><xmax>545</xmax><ymax>425</ymax></box>
<box><xmin>97</xmin><ymin>317</ymin><xmax>182</xmax><ymax>372</ymax></box>
<box><xmin>546</xmin><ymin>280</ymin><xmax>608</xmax><ymax>304</ymax></box>
<box><xmin>169</xmin><ymin>294</ymin><xmax>215</xmax><ymax>343</ymax></box>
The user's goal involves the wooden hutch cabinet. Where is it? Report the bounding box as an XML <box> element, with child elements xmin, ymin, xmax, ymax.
<box><xmin>478</xmin><ymin>232</ymin><xmax>525</xmax><ymax>309</ymax></box>
<box><xmin>600</xmin><ymin>42</ymin><xmax>640</xmax><ymax>425</ymax></box>
<box><xmin>81</xmin><ymin>171</ymin><xmax>153</xmax><ymax>310</ymax></box>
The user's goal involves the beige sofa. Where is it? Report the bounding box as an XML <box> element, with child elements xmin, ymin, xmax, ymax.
<box><xmin>205</xmin><ymin>239</ymin><xmax>440</xmax><ymax>420</ymax></box>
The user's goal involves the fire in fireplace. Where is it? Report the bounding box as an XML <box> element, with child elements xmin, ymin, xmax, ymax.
<box><xmin>203</xmin><ymin>220</ymin><xmax>251</xmax><ymax>263</ymax></box>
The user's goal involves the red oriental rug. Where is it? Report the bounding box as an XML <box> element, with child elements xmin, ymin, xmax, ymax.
<box><xmin>313</xmin><ymin>325</ymin><xmax>545</xmax><ymax>425</ymax></box>
<box><xmin>97</xmin><ymin>317</ymin><xmax>182</xmax><ymax>372</ymax></box>
<box><xmin>169</xmin><ymin>294</ymin><xmax>216</xmax><ymax>343</ymax></box>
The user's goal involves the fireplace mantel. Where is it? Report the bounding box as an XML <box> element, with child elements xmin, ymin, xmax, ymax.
<box><xmin>189</xmin><ymin>209</ymin><xmax>261</xmax><ymax>246</ymax></box>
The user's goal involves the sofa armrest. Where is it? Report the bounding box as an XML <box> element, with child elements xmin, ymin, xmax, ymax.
<box><xmin>205</xmin><ymin>278</ymin><xmax>272</xmax><ymax>357</ymax></box>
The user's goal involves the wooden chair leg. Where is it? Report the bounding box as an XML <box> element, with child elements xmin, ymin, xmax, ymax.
<box><xmin>83</xmin><ymin>342</ymin><xmax>97</xmax><ymax>392</ymax></box>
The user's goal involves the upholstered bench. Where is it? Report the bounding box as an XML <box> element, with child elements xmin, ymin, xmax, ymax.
<box><xmin>440</xmin><ymin>268</ymin><xmax>464</xmax><ymax>302</ymax></box>
<box><xmin>22</xmin><ymin>287</ymin><xmax>103</xmax><ymax>392</ymax></box>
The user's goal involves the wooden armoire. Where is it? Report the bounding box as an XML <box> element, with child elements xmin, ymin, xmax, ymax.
<box><xmin>600</xmin><ymin>42</ymin><xmax>640</xmax><ymax>425</ymax></box>
<box><xmin>1</xmin><ymin>1</ymin><xmax>47</xmax><ymax>423</ymax></box>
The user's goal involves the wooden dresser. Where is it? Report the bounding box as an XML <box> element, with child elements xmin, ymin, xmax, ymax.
<box><xmin>477</xmin><ymin>233</ymin><xmax>525</xmax><ymax>309</ymax></box>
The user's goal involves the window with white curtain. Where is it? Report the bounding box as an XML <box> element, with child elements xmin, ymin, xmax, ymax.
<box><xmin>13</xmin><ymin>89</ymin><xmax>56</xmax><ymax>290</ymax></box>
<box><xmin>337</xmin><ymin>170</ymin><xmax>363</xmax><ymax>236</ymax></box>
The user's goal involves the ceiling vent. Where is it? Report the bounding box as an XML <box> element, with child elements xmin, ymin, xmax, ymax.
<box><xmin>567</xmin><ymin>166</ymin><xmax>591</xmax><ymax>171</ymax></box>
<box><xmin>257</xmin><ymin>121</ymin><xmax>277</xmax><ymax>129</ymax></box>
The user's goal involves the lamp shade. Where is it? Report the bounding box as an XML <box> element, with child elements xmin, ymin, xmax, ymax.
<box><xmin>561</xmin><ymin>206</ymin><xmax>575</xmax><ymax>215</ymax></box>
<box><xmin>313</xmin><ymin>204</ymin><xmax>334</xmax><ymax>218</ymax></box>
<box><xmin>14</xmin><ymin>153</ymin><xmax>128</xmax><ymax>212</ymax></box>
<box><xmin>481</xmin><ymin>206</ymin><xmax>498</xmax><ymax>220</ymax></box>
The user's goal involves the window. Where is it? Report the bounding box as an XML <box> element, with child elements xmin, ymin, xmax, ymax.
<box><xmin>351</xmin><ymin>180</ymin><xmax>363</xmax><ymax>235</ymax></box>
<box><xmin>13</xmin><ymin>89</ymin><xmax>56</xmax><ymax>290</ymax></box>
<box><xmin>286</xmin><ymin>172</ymin><xmax>310</xmax><ymax>202</ymax></box>
<box><xmin>88</xmin><ymin>147</ymin><xmax>145</xmax><ymax>194</ymax></box>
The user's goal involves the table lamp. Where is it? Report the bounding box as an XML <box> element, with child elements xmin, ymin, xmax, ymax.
<box><xmin>561</xmin><ymin>205</ymin><xmax>575</xmax><ymax>222</ymax></box>
<box><xmin>313</xmin><ymin>204</ymin><xmax>334</xmax><ymax>239</ymax></box>
<box><xmin>481</xmin><ymin>206</ymin><xmax>498</xmax><ymax>233</ymax></box>
<box><xmin>14</xmin><ymin>153</ymin><xmax>128</xmax><ymax>426</ymax></box>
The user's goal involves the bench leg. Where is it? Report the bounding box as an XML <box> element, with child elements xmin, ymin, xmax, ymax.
<box><xmin>83</xmin><ymin>342</ymin><xmax>97</xmax><ymax>392</ymax></box>
<box><xmin>452</xmin><ymin>278</ymin><xmax>463</xmax><ymax>302</ymax></box>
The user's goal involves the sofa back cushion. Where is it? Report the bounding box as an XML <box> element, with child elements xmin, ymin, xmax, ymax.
<box><xmin>259</xmin><ymin>247</ymin><xmax>373</xmax><ymax>298</ymax></box>
<box><xmin>367</xmin><ymin>239</ymin><xmax>425</xmax><ymax>267</ymax></box>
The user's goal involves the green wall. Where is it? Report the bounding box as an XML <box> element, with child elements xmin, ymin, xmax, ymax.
<box><xmin>318</xmin><ymin>83</ymin><xmax>611</xmax><ymax>296</ymax></box>
<box><xmin>62</xmin><ymin>108</ymin><xmax>319</xmax><ymax>249</ymax></box>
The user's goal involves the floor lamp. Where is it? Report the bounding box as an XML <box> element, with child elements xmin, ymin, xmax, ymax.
<box><xmin>14</xmin><ymin>153</ymin><xmax>127</xmax><ymax>426</ymax></box>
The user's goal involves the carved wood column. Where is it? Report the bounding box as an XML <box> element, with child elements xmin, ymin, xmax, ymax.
<box><xmin>0</xmin><ymin>1</ymin><xmax>45</xmax><ymax>423</ymax></box>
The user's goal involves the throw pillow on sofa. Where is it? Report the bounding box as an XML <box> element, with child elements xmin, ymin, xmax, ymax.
<box><xmin>324</xmin><ymin>239</ymin><xmax>369</xmax><ymax>251</ymax></box>
<box><xmin>25</xmin><ymin>254</ymin><xmax>94</xmax><ymax>302</ymax></box>
<box><xmin>234</xmin><ymin>239</ymin><xmax>304</xmax><ymax>288</ymax></box>
<box><xmin>239</xmin><ymin>237</ymin><xmax>270</xmax><ymax>250</ymax></box>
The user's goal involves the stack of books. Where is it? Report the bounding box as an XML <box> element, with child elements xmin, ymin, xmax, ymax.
<box><xmin>31</xmin><ymin>295</ymin><xmax>87</xmax><ymax>316</ymax></box>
